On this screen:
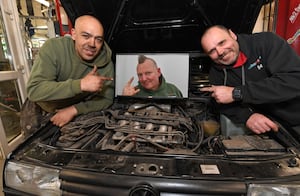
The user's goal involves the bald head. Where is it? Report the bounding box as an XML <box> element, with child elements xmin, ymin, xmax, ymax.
<box><xmin>71</xmin><ymin>15</ymin><xmax>104</xmax><ymax>61</ymax></box>
<box><xmin>74</xmin><ymin>15</ymin><xmax>103</xmax><ymax>31</ymax></box>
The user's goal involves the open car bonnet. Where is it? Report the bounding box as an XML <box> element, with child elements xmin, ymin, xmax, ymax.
<box><xmin>60</xmin><ymin>0</ymin><xmax>268</xmax><ymax>53</ymax></box>
<box><xmin>60</xmin><ymin>0</ymin><xmax>270</xmax><ymax>98</ymax></box>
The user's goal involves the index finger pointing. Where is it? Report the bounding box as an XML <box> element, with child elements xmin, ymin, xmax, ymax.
<box><xmin>100</xmin><ymin>76</ymin><xmax>114</xmax><ymax>81</ymax></box>
<box><xmin>199</xmin><ymin>87</ymin><xmax>213</xmax><ymax>92</ymax></box>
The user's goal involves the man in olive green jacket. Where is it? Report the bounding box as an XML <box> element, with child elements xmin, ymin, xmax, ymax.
<box><xmin>27</xmin><ymin>15</ymin><xmax>114</xmax><ymax>127</ymax></box>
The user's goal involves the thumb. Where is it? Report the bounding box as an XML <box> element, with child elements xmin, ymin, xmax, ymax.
<box><xmin>88</xmin><ymin>65</ymin><xmax>98</xmax><ymax>75</ymax></box>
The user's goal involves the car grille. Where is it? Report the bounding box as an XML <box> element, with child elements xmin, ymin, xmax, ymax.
<box><xmin>60</xmin><ymin>168</ymin><xmax>247</xmax><ymax>196</ymax></box>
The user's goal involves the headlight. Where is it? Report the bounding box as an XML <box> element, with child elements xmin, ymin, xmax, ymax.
<box><xmin>4</xmin><ymin>161</ymin><xmax>61</xmax><ymax>196</ymax></box>
<box><xmin>248</xmin><ymin>183</ymin><xmax>300</xmax><ymax>196</ymax></box>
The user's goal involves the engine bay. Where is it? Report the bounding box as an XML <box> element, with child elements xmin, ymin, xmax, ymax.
<box><xmin>48</xmin><ymin>97</ymin><xmax>287</xmax><ymax>157</ymax></box>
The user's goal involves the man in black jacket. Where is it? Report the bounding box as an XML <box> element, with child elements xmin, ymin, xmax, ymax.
<box><xmin>200</xmin><ymin>25</ymin><xmax>300</xmax><ymax>134</ymax></box>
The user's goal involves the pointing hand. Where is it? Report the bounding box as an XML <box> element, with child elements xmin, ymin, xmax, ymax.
<box><xmin>81</xmin><ymin>65</ymin><xmax>113</xmax><ymax>92</ymax></box>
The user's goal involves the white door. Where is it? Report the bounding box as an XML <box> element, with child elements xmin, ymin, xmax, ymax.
<box><xmin>0</xmin><ymin>0</ymin><xmax>30</xmax><ymax>159</ymax></box>
<box><xmin>0</xmin><ymin>0</ymin><xmax>57</xmax><ymax>160</ymax></box>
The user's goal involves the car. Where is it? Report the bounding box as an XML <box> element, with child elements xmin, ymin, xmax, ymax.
<box><xmin>3</xmin><ymin>0</ymin><xmax>300</xmax><ymax>195</ymax></box>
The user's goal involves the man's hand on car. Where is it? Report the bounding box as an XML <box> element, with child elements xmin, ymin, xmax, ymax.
<box><xmin>246</xmin><ymin>113</ymin><xmax>279</xmax><ymax>134</ymax></box>
<box><xmin>50</xmin><ymin>105</ymin><xmax>78</xmax><ymax>127</ymax></box>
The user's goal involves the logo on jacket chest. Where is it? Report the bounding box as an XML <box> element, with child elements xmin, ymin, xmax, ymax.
<box><xmin>248</xmin><ymin>56</ymin><xmax>263</xmax><ymax>70</ymax></box>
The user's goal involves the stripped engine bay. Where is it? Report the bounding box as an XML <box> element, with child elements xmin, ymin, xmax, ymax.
<box><xmin>52</xmin><ymin>97</ymin><xmax>286</xmax><ymax>156</ymax></box>
<box><xmin>56</xmin><ymin>97</ymin><xmax>207</xmax><ymax>155</ymax></box>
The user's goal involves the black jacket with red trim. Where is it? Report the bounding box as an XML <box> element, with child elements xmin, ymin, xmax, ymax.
<box><xmin>208</xmin><ymin>32</ymin><xmax>300</xmax><ymax>126</ymax></box>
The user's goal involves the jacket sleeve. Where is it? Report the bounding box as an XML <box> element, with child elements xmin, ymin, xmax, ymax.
<box><xmin>209</xmin><ymin>67</ymin><xmax>254</xmax><ymax>124</ymax></box>
<box><xmin>27</xmin><ymin>39</ymin><xmax>82</xmax><ymax>101</ymax></box>
<box><xmin>243</xmin><ymin>33</ymin><xmax>300</xmax><ymax>104</ymax></box>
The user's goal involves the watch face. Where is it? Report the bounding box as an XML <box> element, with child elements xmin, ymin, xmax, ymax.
<box><xmin>233</xmin><ymin>88</ymin><xmax>242</xmax><ymax>101</ymax></box>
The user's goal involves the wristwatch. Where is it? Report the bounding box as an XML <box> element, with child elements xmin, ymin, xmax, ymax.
<box><xmin>232</xmin><ymin>87</ymin><xmax>243</xmax><ymax>101</ymax></box>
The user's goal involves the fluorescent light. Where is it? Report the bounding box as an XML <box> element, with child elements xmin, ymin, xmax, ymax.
<box><xmin>34</xmin><ymin>0</ymin><xmax>50</xmax><ymax>7</ymax></box>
